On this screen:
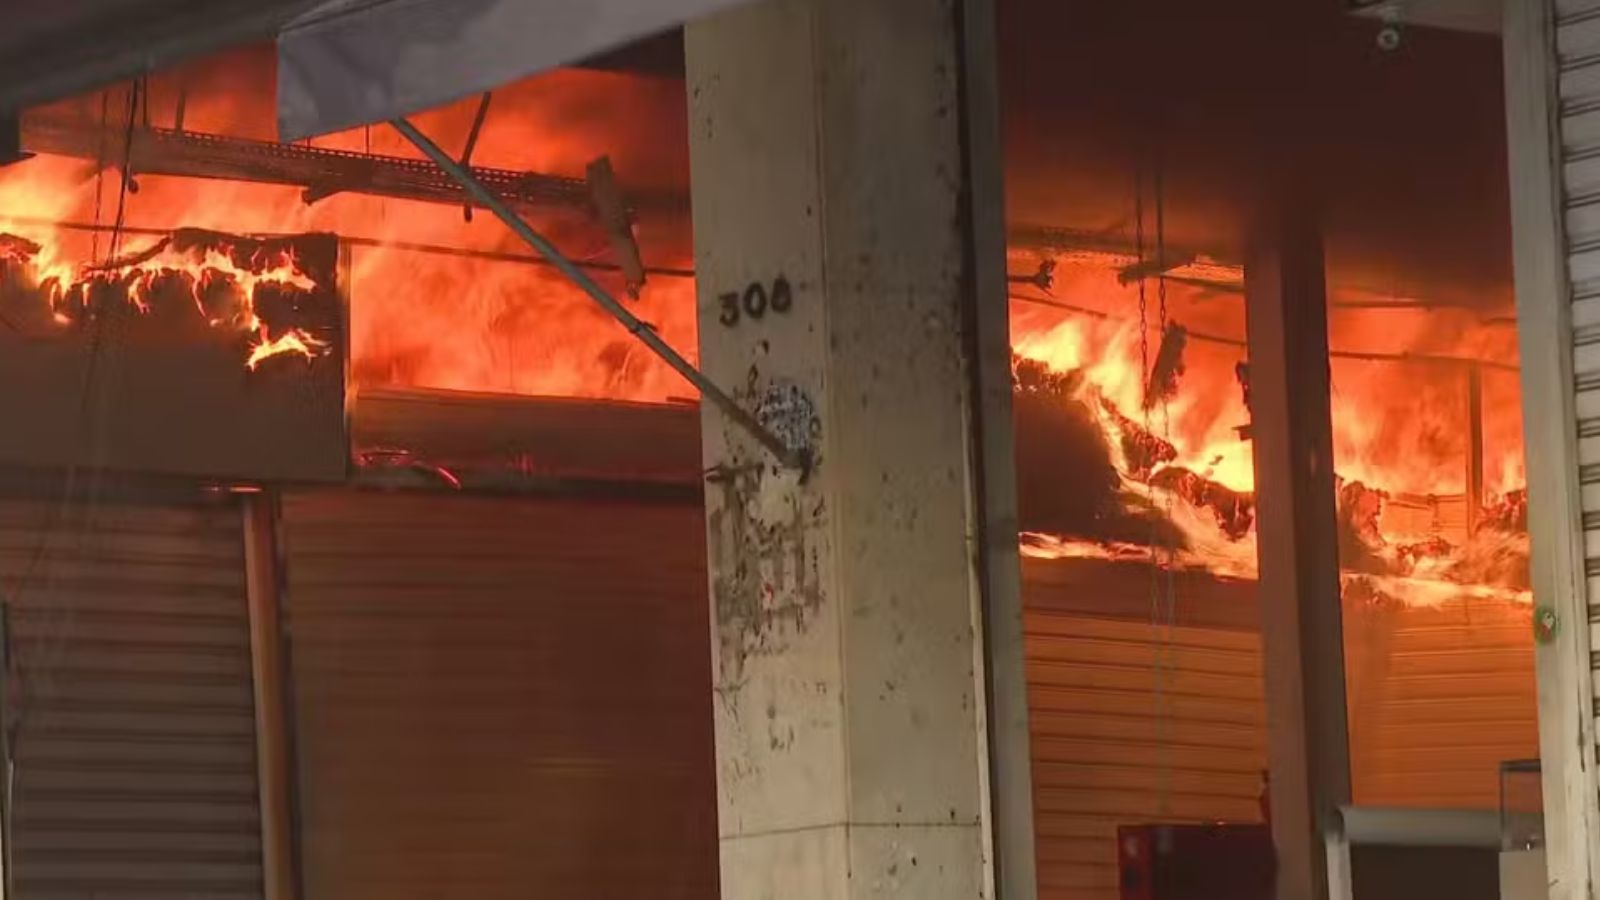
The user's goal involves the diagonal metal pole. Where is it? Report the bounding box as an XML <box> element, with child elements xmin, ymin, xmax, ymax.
<box><xmin>391</xmin><ymin>117</ymin><xmax>805</xmax><ymax>471</ymax></box>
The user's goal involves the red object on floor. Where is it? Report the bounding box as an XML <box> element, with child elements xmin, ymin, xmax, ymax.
<box><xmin>1117</xmin><ymin>824</ymin><xmax>1275</xmax><ymax>900</ymax></box>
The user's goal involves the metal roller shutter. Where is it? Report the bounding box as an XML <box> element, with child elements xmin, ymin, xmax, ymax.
<box><xmin>1023</xmin><ymin>612</ymin><xmax>1266</xmax><ymax>900</ymax></box>
<box><xmin>0</xmin><ymin>496</ymin><xmax>261</xmax><ymax>900</ymax></box>
<box><xmin>1554</xmin><ymin>0</ymin><xmax>1600</xmax><ymax>760</ymax></box>
<box><xmin>1021</xmin><ymin>559</ymin><xmax>1538</xmax><ymax>900</ymax></box>
<box><xmin>1344</xmin><ymin>601</ymin><xmax>1538</xmax><ymax>809</ymax></box>
<box><xmin>279</xmin><ymin>489</ymin><xmax>717</xmax><ymax>900</ymax></box>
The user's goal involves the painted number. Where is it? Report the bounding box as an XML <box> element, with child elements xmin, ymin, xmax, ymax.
<box><xmin>719</xmin><ymin>276</ymin><xmax>794</xmax><ymax>328</ymax></box>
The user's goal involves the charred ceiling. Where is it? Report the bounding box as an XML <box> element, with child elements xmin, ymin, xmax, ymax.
<box><xmin>997</xmin><ymin>0</ymin><xmax>1512</xmax><ymax>309</ymax></box>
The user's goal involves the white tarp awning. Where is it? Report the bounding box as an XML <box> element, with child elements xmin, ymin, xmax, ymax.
<box><xmin>277</xmin><ymin>0</ymin><xmax>752</xmax><ymax>141</ymax></box>
<box><xmin>0</xmin><ymin>0</ymin><xmax>322</xmax><ymax>112</ymax></box>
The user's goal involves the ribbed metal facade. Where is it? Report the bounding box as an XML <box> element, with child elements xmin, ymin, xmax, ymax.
<box><xmin>1556</xmin><ymin>0</ymin><xmax>1600</xmax><ymax>773</ymax></box>
<box><xmin>278</xmin><ymin>489</ymin><xmax>717</xmax><ymax>900</ymax></box>
<box><xmin>1022</xmin><ymin>561</ymin><xmax>1537</xmax><ymax>900</ymax></box>
<box><xmin>0</xmin><ymin>497</ymin><xmax>261</xmax><ymax>900</ymax></box>
<box><xmin>1344</xmin><ymin>600</ymin><xmax>1538</xmax><ymax>809</ymax></box>
<box><xmin>1025</xmin><ymin>612</ymin><xmax>1266</xmax><ymax>900</ymax></box>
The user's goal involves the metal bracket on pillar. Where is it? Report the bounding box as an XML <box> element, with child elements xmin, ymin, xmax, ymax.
<box><xmin>0</xmin><ymin>112</ymin><xmax>31</xmax><ymax>167</ymax></box>
<box><xmin>390</xmin><ymin>117</ymin><xmax>807</xmax><ymax>472</ymax></box>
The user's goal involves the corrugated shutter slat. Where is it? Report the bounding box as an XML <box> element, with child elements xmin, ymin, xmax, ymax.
<box><xmin>281</xmin><ymin>490</ymin><xmax>717</xmax><ymax>900</ymax></box>
<box><xmin>1022</xmin><ymin>563</ymin><xmax>1537</xmax><ymax>900</ymax></box>
<box><xmin>0</xmin><ymin>498</ymin><xmax>261</xmax><ymax>900</ymax></box>
<box><xmin>1555</xmin><ymin>0</ymin><xmax>1600</xmax><ymax>774</ymax></box>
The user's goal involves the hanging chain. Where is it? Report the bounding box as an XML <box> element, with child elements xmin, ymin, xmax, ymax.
<box><xmin>1136</xmin><ymin>176</ymin><xmax>1149</xmax><ymax>407</ymax></box>
<box><xmin>1152</xmin><ymin>149</ymin><xmax>1179</xmax><ymax>819</ymax></box>
<box><xmin>1134</xmin><ymin>149</ymin><xmax>1177</xmax><ymax>820</ymax></box>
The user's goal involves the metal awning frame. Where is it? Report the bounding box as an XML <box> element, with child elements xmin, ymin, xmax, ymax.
<box><xmin>389</xmin><ymin>117</ymin><xmax>806</xmax><ymax>472</ymax></box>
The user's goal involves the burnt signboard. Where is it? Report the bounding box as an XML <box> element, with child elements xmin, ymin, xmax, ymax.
<box><xmin>0</xmin><ymin>228</ymin><xmax>347</xmax><ymax>482</ymax></box>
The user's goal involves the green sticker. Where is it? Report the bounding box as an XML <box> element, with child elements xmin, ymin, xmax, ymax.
<box><xmin>1534</xmin><ymin>606</ymin><xmax>1560</xmax><ymax>645</ymax></box>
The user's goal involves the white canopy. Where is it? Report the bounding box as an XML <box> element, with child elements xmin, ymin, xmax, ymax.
<box><xmin>277</xmin><ymin>0</ymin><xmax>753</xmax><ymax>140</ymax></box>
<box><xmin>0</xmin><ymin>0</ymin><xmax>320</xmax><ymax>112</ymax></box>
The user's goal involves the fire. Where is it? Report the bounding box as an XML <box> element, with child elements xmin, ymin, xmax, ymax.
<box><xmin>0</xmin><ymin>222</ymin><xmax>333</xmax><ymax>371</ymax></box>
<box><xmin>0</xmin><ymin>61</ymin><xmax>1533</xmax><ymax>611</ymax></box>
<box><xmin>0</xmin><ymin>65</ymin><xmax>698</xmax><ymax>403</ymax></box>
<box><xmin>1010</xmin><ymin>252</ymin><xmax>1530</xmax><ymax>606</ymax></box>
<box><xmin>246</xmin><ymin>329</ymin><xmax>328</xmax><ymax>370</ymax></box>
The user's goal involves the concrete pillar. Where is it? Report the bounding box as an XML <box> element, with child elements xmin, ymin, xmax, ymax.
<box><xmin>685</xmin><ymin>1</ymin><xmax>1026</xmax><ymax>898</ymax></box>
<box><xmin>1244</xmin><ymin>194</ymin><xmax>1352</xmax><ymax>900</ymax></box>
<box><xmin>1503</xmin><ymin>2</ymin><xmax>1600</xmax><ymax>895</ymax></box>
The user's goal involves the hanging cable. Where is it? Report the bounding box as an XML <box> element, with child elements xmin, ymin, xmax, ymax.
<box><xmin>105</xmin><ymin>80</ymin><xmax>140</xmax><ymax>264</ymax></box>
<box><xmin>4</xmin><ymin>80</ymin><xmax>143</xmax><ymax>832</ymax></box>
<box><xmin>0</xmin><ymin>78</ymin><xmax>138</xmax><ymax>630</ymax></box>
<box><xmin>89</xmin><ymin>89</ymin><xmax>110</xmax><ymax>262</ymax></box>
<box><xmin>1133</xmin><ymin>141</ymin><xmax>1177</xmax><ymax>821</ymax></box>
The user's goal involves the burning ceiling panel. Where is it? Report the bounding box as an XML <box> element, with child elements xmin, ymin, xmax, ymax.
<box><xmin>0</xmin><ymin>227</ymin><xmax>347</xmax><ymax>482</ymax></box>
<box><xmin>2</xmin><ymin>63</ymin><xmax>699</xmax><ymax>406</ymax></box>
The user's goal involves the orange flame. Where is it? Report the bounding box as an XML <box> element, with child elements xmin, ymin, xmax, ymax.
<box><xmin>0</xmin><ymin>67</ymin><xmax>1531</xmax><ymax>610</ymax></box>
<box><xmin>0</xmin><ymin>219</ymin><xmax>331</xmax><ymax>371</ymax></box>
<box><xmin>3</xmin><ymin>67</ymin><xmax>697</xmax><ymax>401</ymax></box>
<box><xmin>246</xmin><ymin>328</ymin><xmax>328</xmax><ymax>370</ymax></box>
<box><xmin>1010</xmin><ymin>252</ymin><xmax>1528</xmax><ymax>605</ymax></box>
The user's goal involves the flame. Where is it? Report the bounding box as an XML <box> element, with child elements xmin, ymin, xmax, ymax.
<box><xmin>0</xmin><ymin>67</ymin><xmax>1533</xmax><ymax>611</ymax></box>
<box><xmin>1010</xmin><ymin>252</ymin><xmax>1529</xmax><ymax>606</ymax></box>
<box><xmin>246</xmin><ymin>328</ymin><xmax>327</xmax><ymax>370</ymax></box>
<box><xmin>0</xmin><ymin>216</ymin><xmax>331</xmax><ymax>370</ymax></box>
<box><xmin>1</xmin><ymin>67</ymin><xmax>697</xmax><ymax>401</ymax></box>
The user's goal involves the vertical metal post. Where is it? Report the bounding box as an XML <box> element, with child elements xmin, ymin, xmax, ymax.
<box><xmin>389</xmin><ymin>117</ymin><xmax>803</xmax><ymax>471</ymax></box>
<box><xmin>958</xmin><ymin>0</ymin><xmax>1038</xmax><ymax>896</ymax></box>
<box><xmin>1466</xmin><ymin>363</ymin><xmax>1485</xmax><ymax>535</ymax></box>
<box><xmin>1503</xmin><ymin>0</ymin><xmax>1600</xmax><ymax>895</ymax></box>
<box><xmin>242</xmin><ymin>493</ymin><xmax>298</xmax><ymax>900</ymax></box>
<box><xmin>1245</xmin><ymin>190</ymin><xmax>1352</xmax><ymax>900</ymax></box>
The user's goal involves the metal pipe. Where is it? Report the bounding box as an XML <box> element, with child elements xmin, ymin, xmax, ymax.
<box><xmin>390</xmin><ymin>117</ymin><xmax>805</xmax><ymax>471</ymax></box>
<box><xmin>0</xmin><ymin>215</ymin><xmax>697</xmax><ymax>279</ymax></box>
<box><xmin>1008</xmin><ymin>291</ymin><xmax>1520</xmax><ymax>370</ymax></box>
<box><xmin>1334</xmin><ymin>806</ymin><xmax>1501</xmax><ymax>850</ymax></box>
<box><xmin>1467</xmin><ymin>364</ymin><xmax>1485</xmax><ymax>533</ymax></box>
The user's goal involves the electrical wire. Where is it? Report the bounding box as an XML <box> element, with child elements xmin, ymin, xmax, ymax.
<box><xmin>2</xmin><ymin>83</ymin><xmax>144</xmax><ymax>870</ymax></box>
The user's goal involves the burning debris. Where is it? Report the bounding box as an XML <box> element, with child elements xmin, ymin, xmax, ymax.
<box><xmin>1013</xmin><ymin>358</ymin><xmax>1185</xmax><ymax>547</ymax></box>
<box><xmin>1100</xmin><ymin>397</ymin><xmax>1178</xmax><ymax>479</ymax></box>
<box><xmin>1143</xmin><ymin>322</ymin><xmax>1188</xmax><ymax>411</ymax></box>
<box><xmin>1010</xmin><ymin>291</ymin><xmax>1530</xmax><ymax>602</ymax></box>
<box><xmin>0</xmin><ymin>226</ymin><xmax>348</xmax><ymax>480</ymax></box>
<box><xmin>1482</xmin><ymin>488</ymin><xmax>1528</xmax><ymax>534</ymax></box>
<box><xmin>1336</xmin><ymin>479</ymin><xmax>1390</xmax><ymax>572</ymax></box>
<box><xmin>0</xmin><ymin>233</ymin><xmax>41</xmax><ymax>265</ymax></box>
<box><xmin>1395</xmin><ymin>536</ymin><xmax>1453</xmax><ymax>568</ymax></box>
<box><xmin>0</xmin><ymin>227</ymin><xmax>339</xmax><ymax>370</ymax></box>
<box><xmin>1331</xmin><ymin>475</ymin><xmax>1530</xmax><ymax>590</ymax></box>
<box><xmin>1150</xmin><ymin>466</ymin><xmax>1254</xmax><ymax>540</ymax></box>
